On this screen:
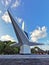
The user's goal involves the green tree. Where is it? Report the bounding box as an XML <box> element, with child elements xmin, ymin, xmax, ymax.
<box><xmin>0</xmin><ymin>41</ymin><xmax>20</xmax><ymax>54</ymax></box>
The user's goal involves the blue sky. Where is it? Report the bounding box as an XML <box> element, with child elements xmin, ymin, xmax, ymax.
<box><xmin>0</xmin><ymin>0</ymin><xmax>49</xmax><ymax>50</ymax></box>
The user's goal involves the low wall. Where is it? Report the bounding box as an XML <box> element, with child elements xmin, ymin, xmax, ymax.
<box><xmin>0</xmin><ymin>55</ymin><xmax>49</xmax><ymax>65</ymax></box>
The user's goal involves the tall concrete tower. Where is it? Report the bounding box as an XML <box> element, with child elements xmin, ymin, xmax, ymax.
<box><xmin>8</xmin><ymin>10</ymin><xmax>43</xmax><ymax>54</ymax></box>
<box><xmin>8</xmin><ymin>10</ymin><xmax>31</xmax><ymax>54</ymax></box>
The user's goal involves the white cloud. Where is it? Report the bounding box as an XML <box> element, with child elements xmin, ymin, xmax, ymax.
<box><xmin>0</xmin><ymin>10</ymin><xmax>2</xmax><ymax>14</ymax></box>
<box><xmin>2</xmin><ymin>11</ymin><xmax>25</xmax><ymax>30</ymax></box>
<box><xmin>2</xmin><ymin>11</ymin><xmax>11</xmax><ymax>23</ymax></box>
<box><xmin>16</xmin><ymin>17</ymin><xmax>22</xmax><ymax>23</ymax></box>
<box><xmin>1</xmin><ymin>0</ymin><xmax>11</xmax><ymax>6</ymax></box>
<box><xmin>0</xmin><ymin>35</ymin><xmax>15</xmax><ymax>42</ymax></box>
<box><xmin>2</xmin><ymin>11</ymin><xmax>25</xmax><ymax>31</ymax></box>
<box><xmin>2</xmin><ymin>11</ymin><xmax>23</xmax><ymax>23</ymax></box>
<box><xmin>30</xmin><ymin>26</ymin><xmax>47</xmax><ymax>42</ymax></box>
<box><xmin>11</xmin><ymin>0</ymin><xmax>21</xmax><ymax>8</ymax></box>
<box><xmin>45</xmin><ymin>40</ymin><xmax>49</xmax><ymax>44</ymax></box>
